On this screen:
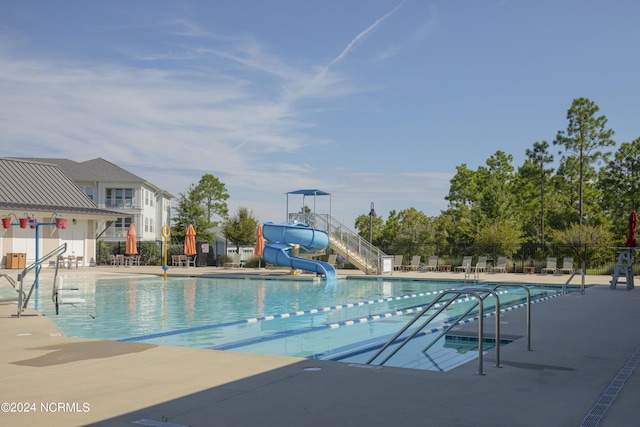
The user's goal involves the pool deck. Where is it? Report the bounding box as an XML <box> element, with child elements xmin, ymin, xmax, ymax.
<box><xmin>1</xmin><ymin>266</ymin><xmax>639</xmax><ymax>426</ymax></box>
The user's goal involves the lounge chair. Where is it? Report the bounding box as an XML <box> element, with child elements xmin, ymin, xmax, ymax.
<box><xmin>558</xmin><ymin>257</ymin><xmax>574</xmax><ymax>274</ymax></box>
<box><xmin>224</xmin><ymin>253</ymin><xmax>242</xmax><ymax>268</ymax></box>
<box><xmin>472</xmin><ymin>256</ymin><xmax>487</xmax><ymax>273</ymax></box>
<box><xmin>327</xmin><ymin>254</ymin><xmax>337</xmax><ymax>267</ymax></box>
<box><xmin>393</xmin><ymin>255</ymin><xmax>404</xmax><ymax>271</ymax></box>
<box><xmin>403</xmin><ymin>255</ymin><xmax>421</xmax><ymax>271</ymax></box>
<box><xmin>454</xmin><ymin>256</ymin><xmax>473</xmax><ymax>272</ymax></box>
<box><xmin>541</xmin><ymin>257</ymin><xmax>557</xmax><ymax>275</ymax></box>
<box><xmin>421</xmin><ymin>256</ymin><xmax>438</xmax><ymax>272</ymax></box>
<box><xmin>491</xmin><ymin>257</ymin><xmax>508</xmax><ymax>273</ymax></box>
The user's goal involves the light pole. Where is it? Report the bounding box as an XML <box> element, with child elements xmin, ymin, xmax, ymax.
<box><xmin>369</xmin><ymin>202</ymin><xmax>376</xmax><ymax>244</ymax></box>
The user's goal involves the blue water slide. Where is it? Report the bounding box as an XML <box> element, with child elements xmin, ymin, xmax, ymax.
<box><xmin>262</xmin><ymin>222</ymin><xmax>336</xmax><ymax>279</ymax></box>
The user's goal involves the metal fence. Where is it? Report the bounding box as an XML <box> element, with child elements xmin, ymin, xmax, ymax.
<box><xmin>382</xmin><ymin>242</ymin><xmax>635</xmax><ymax>275</ymax></box>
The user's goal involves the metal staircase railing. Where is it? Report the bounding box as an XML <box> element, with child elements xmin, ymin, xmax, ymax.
<box><xmin>288</xmin><ymin>212</ymin><xmax>388</xmax><ymax>274</ymax></box>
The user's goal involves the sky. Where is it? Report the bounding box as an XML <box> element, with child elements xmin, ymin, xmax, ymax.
<box><xmin>1</xmin><ymin>1</ymin><xmax>639</xmax><ymax>228</ymax></box>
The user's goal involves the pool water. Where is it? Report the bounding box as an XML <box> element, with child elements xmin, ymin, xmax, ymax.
<box><xmin>5</xmin><ymin>275</ymin><xmax>563</xmax><ymax>371</ymax></box>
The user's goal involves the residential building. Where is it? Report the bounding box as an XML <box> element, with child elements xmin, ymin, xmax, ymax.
<box><xmin>0</xmin><ymin>158</ymin><xmax>123</xmax><ymax>268</ymax></box>
<box><xmin>15</xmin><ymin>158</ymin><xmax>175</xmax><ymax>246</ymax></box>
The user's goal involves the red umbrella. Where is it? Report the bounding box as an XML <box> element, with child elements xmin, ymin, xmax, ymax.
<box><xmin>625</xmin><ymin>210</ymin><xmax>637</xmax><ymax>247</ymax></box>
<box><xmin>254</xmin><ymin>224</ymin><xmax>265</xmax><ymax>257</ymax></box>
<box><xmin>184</xmin><ymin>224</ymin><xmax>197</xmax><ymax>256</ymax></box>
<box><xmin>125</xmin><ymin>224</ymin><xmax>138</xmax><ymax>255</ymax></box>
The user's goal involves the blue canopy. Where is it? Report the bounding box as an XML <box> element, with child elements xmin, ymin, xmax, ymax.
<box><xmin>285</xmin><ymin>190</ymin><xmax>332</xmax><ymax>221</ymax></box>
<box><xmin>286</xmin><ymin>189</ymin><xmax>331</xmax><ymax>196</ymax></box>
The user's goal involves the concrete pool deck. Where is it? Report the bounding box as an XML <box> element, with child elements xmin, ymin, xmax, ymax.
<box><xmin>1</xmin><ymin>266</ymin><xmax>639</xmax><ymax>426</ymax></box>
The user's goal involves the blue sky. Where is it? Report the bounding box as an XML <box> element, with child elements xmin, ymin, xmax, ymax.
<box><xmin>2</xmin><ymin>1</ymin><xmax>639</xmax><ymax>228</ymax></box>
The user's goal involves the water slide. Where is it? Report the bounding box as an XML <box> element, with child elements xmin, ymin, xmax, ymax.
<box><xmin>262</xmin><ymin>222</ymin><xmax>336</xmax><ymax>279</ymax></box>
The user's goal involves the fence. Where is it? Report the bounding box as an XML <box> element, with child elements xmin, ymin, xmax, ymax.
<box><xmin>380</xmin><ymin>242</ymin><xmax>635</xmax><ymax>275</ymax></box>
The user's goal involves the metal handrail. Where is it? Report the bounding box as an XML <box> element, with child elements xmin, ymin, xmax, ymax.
<box><xmin>17</xmin><ymin>243</ymin><xmax>67</xmax><ymax>317</ymax></box>
<box><xmin>367</xmin><ymin>288</ymin><xmax>502</xmax><ymax>375</ymax></box>
<box><xmin>562</xmin><ymin>270</ymin><xmax>585</xmax><ymax>294</ymax></box>
<box><xmin>0</xmin><ymin>274</ymin><xmax>26</xmax><ymax>302</ymax></box>
<box><xmin>290</xmin><ymin>212</ymin><xmax>387</xmax><ymax>274</ymax></box>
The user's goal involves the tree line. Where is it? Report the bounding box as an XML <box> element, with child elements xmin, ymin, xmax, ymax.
<box><xmin>354</xmin><ymin>97</ymin><xmax>639</xmax><ymax>261</ymax></box>
<box><xmin>171</xmin><ymin>97</ymin><xmax>639</xmax><ymax>267</ymax></box>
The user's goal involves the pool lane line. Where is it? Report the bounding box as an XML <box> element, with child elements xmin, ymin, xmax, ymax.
<box><xmin>209</xmin><ymin>290</ymin><xmax>562</xmax><ymax>352</ymax></box>
<box><xmin>116</xmin><ymin>288</ymin><xmax>452</xmax><ymax>343</ymax></box>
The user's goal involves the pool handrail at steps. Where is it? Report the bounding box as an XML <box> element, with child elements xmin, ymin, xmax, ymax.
<box><xmin>366</xmin><ymin>284</ymin><xmax>533</xmax><ymax>375</ymax></box>
<box><xmin>17</xmin><ymin>243</ymin><xmax>67</xmax><ymax>317</ymax></box>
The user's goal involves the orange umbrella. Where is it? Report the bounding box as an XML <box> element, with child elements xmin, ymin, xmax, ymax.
<box><xmin>184</xmin><ymin>224</ymin><xmax>197</xmax><ymax>256</ymax></box>
<box><xmin>254</xmin><ymin>224</ymin><xmax>265</xmax><ymax>257</ymax></box>
<box><xmin>125</xmin><ymin>224</ymin><xmax>138</xmax><ymax>255</ymax></box>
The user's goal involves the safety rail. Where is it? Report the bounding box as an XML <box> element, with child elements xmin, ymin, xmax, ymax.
<box><xmin>17</xmin><ymin>243</ymin><xmax>67</xmax><ymax>317</ymax></box>
<box><xmin>0</xmin><ymin>274</ymin><xmax>26</xmax><ymax>302</ymax></box>
<box><xmin>289</xmin><ymin>212</ymin><xmax>387</xmax><ymax>274</ymax></box>
<box><xmin>563</xmin><ymin>270</ymin><xmax>585</xmax><ymax>295</ymax></box>
<box><xmin>367</xmin><ymin>283</ymin><xmax>534</xmax><ymax>374</ymax></box>
<box><xmin>367</xmin><ymin>288</ymin><xmax>501</xmax><ymax>375</ymax></box>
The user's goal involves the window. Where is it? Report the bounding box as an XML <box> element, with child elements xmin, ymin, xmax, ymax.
<box><xmin>106</xmin><ymin>188</ymin><xmax>134</xmax><ymax>209</ymax></box>
<box><xmin>82</xmin><ymin>186</ymin><xmax>94</xmax><ymax>201</ymax></box>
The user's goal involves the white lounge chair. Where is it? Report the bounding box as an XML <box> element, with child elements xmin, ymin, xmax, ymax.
<box><xmin>542</xmin><ymin>257</ymin><xmax>557</xmax><ymax>275</ymax></box>
<box><xmin>393</xmin><ymin>255</ymin><xmax>404</xmax><ymax>271</ymax></box>
<box><xmin>403</xmin><ymin>255</ymin><xmax>421</xmax><ymax>271</ymax></box>
<box><xmin>491</xmin><ymin>257</ymin><xmax>508</xmax><ymax>273</ymax></box>
<box><xmin>224</xmin><ymin>253</ymin><xmax>242</xmax><ymax>268</ymax></box>
<box><xmin>558</xmin><ymin>257</ymin><xmax>574</xmax><ymax>274</ymax></box>
<box><xmin>421</xmin><ymin>256</ymin><xmax>438</xmax><ymax>272</ymax></box>
<box><xmin>472</xmin><ymin>256</ymin><xmax>487</xmax><ymax>273</ymax></box>
<box><xmin>454</xmin><ymin>256</ymin><xmax>473</xmax><ymax>272</ymax></box>
<box><xmin>327</xmin><ymin>254</ymin><xmax>337</xmax><ymax>267</ymax></box>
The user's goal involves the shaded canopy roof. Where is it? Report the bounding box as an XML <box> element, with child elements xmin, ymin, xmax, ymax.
<box><xmin>286</xmin><ymin>189</ymin><xmax>331</xmax><ymax>196</ymax></box>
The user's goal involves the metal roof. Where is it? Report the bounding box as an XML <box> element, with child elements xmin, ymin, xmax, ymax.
<box><xmin>11</xmin><ymin>157</ymin><xmax>175</xmax><ymax>198</ymax></box>
<box><xmin>0</xmin><ymin>158</ymin><xmax>122</xmax><ymax>217</ymax></box>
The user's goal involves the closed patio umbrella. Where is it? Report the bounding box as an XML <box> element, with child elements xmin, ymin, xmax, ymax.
<box><xmin>255</xmin><ymin>224</ymin><xmax>265</xmax><ymax>268</ymax></box>
<box><xmin>184</xmin><ymin>224</ymin><xmax>197</xmax><ymax>256</ymax></box>
<box><xmin>625</xmin><ymin>210</ymin><xmax>637</xmax><ymax>248</ymax></box>
<box><xmin>125</xmin><ymin>224</ymin><xmax>138</xmax><ymax>255</ymax></box>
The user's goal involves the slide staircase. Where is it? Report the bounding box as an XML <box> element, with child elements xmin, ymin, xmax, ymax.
<box><xmin>288</xmin><ymin>213</ymin><xmax>388</xmax><ymax>274</ymax></box>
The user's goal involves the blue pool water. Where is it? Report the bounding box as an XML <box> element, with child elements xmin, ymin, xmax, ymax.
<box><xmin>8</xmin><ymin>275</ymin><xmax>564</xmax><ymax>370</ymax></box>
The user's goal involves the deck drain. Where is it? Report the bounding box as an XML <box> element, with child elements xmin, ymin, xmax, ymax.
<box><xmin>302</xmin><ymin>367</ymin><xmax>322</xmax><ymax>371</ymax></box>
<box><xmin>132</xmin><ymin>419</ymin><xmax>189</xmax><ymax>427</ymax></box>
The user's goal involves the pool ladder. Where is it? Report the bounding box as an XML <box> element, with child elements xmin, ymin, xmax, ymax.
<box><xmin>366</xmin><ymin>284</ymin><xmax>532</xmax><ymax>375</ymax></box>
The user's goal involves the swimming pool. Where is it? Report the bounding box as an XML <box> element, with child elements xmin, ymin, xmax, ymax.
<box><xmin>11</xmin><ymin>275</ymin><xmax>565</xmax><ymax>371</ymax></box>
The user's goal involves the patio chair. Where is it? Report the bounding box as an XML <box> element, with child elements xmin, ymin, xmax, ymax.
<box><xmin>115</xmin><ymin>254</ymin><xmax>125</xmax><ymax>267</ymax></box>
<box><xmin>327</xmin><ymin>254</ymin><xmax>337</xmax><ymax>267</ymax></box>
<box><xmin>393</xmin><ymin>255</ymin><xmax>404</xmax><ymax>271</ymax></box>
<box><xmin>130</xmin><ymin>254</ymin><xmax>141</xmax><ymax>266</ymax></box>
<box><xmin>558</xmin><ymin>257</ymin><xmax>574</xmax><ymax>274</ymax></box>
<box><xmin>421</xmin><ymin>256</ymin><xmax>438</xmax><ymax>272</ymax></box>
<box><xmin>224</xmin><ymin>253</ymin><xmax>242</xmax><ymax>268</ymax></box>
<box><xmin>185</xmin><ymin>255</ymin><xmax>196</xmax><ymax>267</ymax></box>
<box><xmin>403</xmin><ymin>255</ymin><xmax>421</xmax><ymax>271</ymax></box>
<box><xmin>541</xmin><ymin>257</ymin><xmax>558</xmax><ymax>275</ymax></box>
<box><xmin>491</xmin><ymin>257</ymin><xmax>508</xmax><ymax>273</ymax></box>
<box><xmin>454</xmin><ymin>256</ymin><xmax>473</xmax><ymax>272</ymax></box>
<box><xmin>472</xmin><ymin>256</ymin><xmax>487</xmax><ymax>273</ymax></box>
<box><xmin>73</xmin><ymin>256</ymin><xmax>84</xmax><ymax>269</ymax></box>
